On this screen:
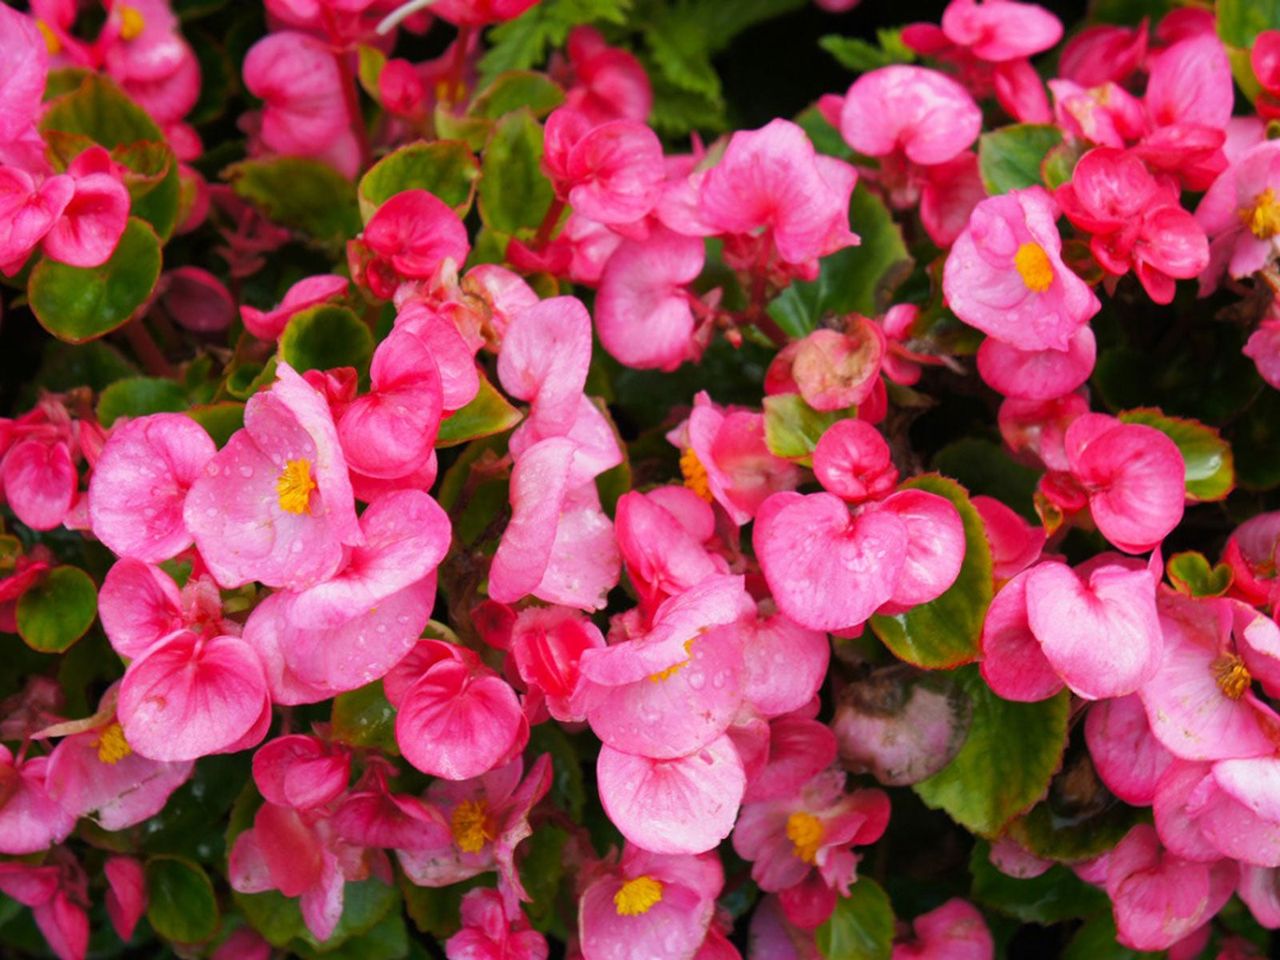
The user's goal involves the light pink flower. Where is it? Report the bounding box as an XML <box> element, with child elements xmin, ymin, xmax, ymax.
<box><xmin>184</xmin><ymin>362</ymin><xmax>362</xmax><ymax>590</ymax></box>
<box><xmin>240</xmin><ymin>274</ymin><xmax>348</xmax><ymax>341</ymax></box>
<box><xmin>839</xmin><ymin>66</ymin><xmax>981</xmax><ymax>167</ymax></box>
<box><xmin>543</xmin><ymin>107</ymin><xmax>664</xmax><ymax>225</ymax></box>
<box><xmin>252</xmin><ymin>735</ymin><xmax>351</xmax><ymax>811</ymax></box>
<box><xmin>498</xmin><ymin>295</ymin><xmax>593</xmax><ymax>438</ymax></box>
<box><xmin>104</xmin><ymin>856</ymin><xmax>146</xmax><ymax>943</ymax></box>
<box><xmin>446</xmin><ymin>887</ymin><xmax>548</xmax><ymax>960</ymax></box>
<box><xmin>1196</xmin><ymin>141</ymin><xmax>1280</xmax><ymax>290</ymax></box>
<box><xmin>1084</xmin><ymin>694</ymin><xmax>1173</xmax><ymax>806</ymax></box>
<box><xmin>0</xmin><ymin>851</ymin><xmax>88</xmax><ymax>960</ymax></box>
<box><xmin>0</xmin><ymin>745</ymin><xmax>76</xmax><ymax>855</ymax></box>
<box><xmin>975</xmin><ymin>326</ymin><xmax>1096</xmax><ymax>401</ymax></box>
<box><xmin>943</xmin><ymin>187</ymin><xmax>1100</xmax><ymax>353</ymax></box>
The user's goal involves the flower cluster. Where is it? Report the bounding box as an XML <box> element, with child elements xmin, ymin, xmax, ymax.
<box><xmin>2</xmin><ymin>0</ymin><xmax>1280</xmax><ymax>958</ymax></box>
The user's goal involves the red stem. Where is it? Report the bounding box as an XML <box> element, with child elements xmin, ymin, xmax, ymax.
<box><xmin>123</xmin><ymin>317</ymin><xmax>174</xmax><ymax>378</ymax></box>
<box><xmin>533</xmin><ymin>197</ymin><xmax>567</xmax><ymax>248</ymax></box>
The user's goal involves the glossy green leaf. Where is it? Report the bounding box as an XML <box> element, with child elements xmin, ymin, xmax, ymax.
<box><xmin>819</xmin><ymin>29</ymin><xmax>915</xmax><ymax>72</ymax></box>
<box><xmin>113</xmin><ymin>140</ymin><xmax>182</xmax><ymax>241</ymax></box>
<box><xmin>278</xmin><ymin>305</ymin><xmax>374</xmax><ymax>374</ymax></box>
<box><xmin>29</xmin><ymin>218</ymin><xmax>162</xmax><ymax>344</ymax></box>
<box><xmin>226</xmin><ymin>157</ymin><xmax>362</xmax><ymax>247</ymax></box>
<box><xmin>471</xmin><ymin>71</ymin><xmax>564</xmax><ymax>119</ymax></box>
<box><xmin>1167</xmin><ymin>550</ymin><xmax>1234</xmax><ymax>598</ymax></box>
<box><xmin>400</xmin><ymin>877</ymin><xmax>487</xmax><ymax>939</ymax></box>
<box><xmin>186</xmin><ymin>402</ymin><xmax>245</xmax><ymax>447</ymax></box>
<box><xmin>1008</xmin><ymin>793</ymin><xmax>1139</xmax><ymax>862</ymax></box>
<box><xmin>41</xmin><ymin>73</ymin><xmax>163</xmax><ymax>146</ymax></box>
<box><xmin>1119</xmin><ymin>407</ymin><xmax>1234</xmax><ymax>502</ymax></box>
<box><xmin>762</xmin><ymin>394</ymin><xmax>848</xmax><ymax>463</ymax></box>
<box><xmin>293</xmin><ymin>911</ymin><xmax>408</xmax><ymax>960</ymax></box>
<box><xmin>357</xmin><ymin>44</ymin><xmax>387</xmax><ymax>99</ymax></box>
<box><xmin>969</xmin><ymin>841</ymin><xmax>1109</xmax><ymax>925</ymax></box>
<box><xmin>816</xmin><ymin>878</ymin><xmax>894</xmax><ymax>960</ymax></box>
<box><xmin>932</xmin><ymin>437</ymin><xmax>1040</xmax><ymax>521</ymax></box>
<box><xmin>767</xmin><ymin>184</ymin><xmax>911</xmax><ymax>337</ymax></box>
<box><xmin>145</xmin><ymin>856</ymin><xmax>220</xmax><ymax>943</ymax></box>
<box><xmin>358</xmin><ymin>141</ymin><xmax>481</xmax><ymax>221</ymax></box>
<box><xmin>240</xmin><ymin>879</ymin><xmax>399</xmax><ymax>951</ymax></box>
<box><xmin>16</xmin><ymin>567</ymin><xmax>97</xmax><ymax>654</ymax></box>
<box><xmin>97</xmin><ymin>376</ymin><xmax>188</xmax><ymax>427</ymax></box>
<box><xmin>478</xmin><ymin>108</ymin><xmax>555</xmax><ymax>235</ymax></box>
<box><xmin>979</xmin><ymin>124</ymin><xmax>1064</xmax><ymax>194</ymax></box>
<box><xmin>870</xmin><ymin>475</ymin><xmax>993</xmax><ymax>669</ymax></box>
<box><xmin>332</xmin><ymin>681</ymin><xmax>399</xmax><ymax>754</ymax></box>
<box><xmin>1217</xmin><ymin>0</ymin><xmax>1280</xmax><ymax>48</ymax></box>
<box><xmin>437</xmin><ymin>374</ymin><xmax>523</xmax><ymax>447</ymax></box>
<box><xmin>914</xmin><ymin>669</ymin><xmax>1069</xmax><ymax>836</ymax></box>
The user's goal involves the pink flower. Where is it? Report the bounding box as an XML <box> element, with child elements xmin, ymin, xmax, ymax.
<box><xmin>252</xmin><ymin>735</ymin><xmax>351</xmax><ymax>811</ymax></box>
<box><xmin>734</xmin><ymin>767</ymin><xmax>889</xmax><ymax>905</ymax></box>
<box><xmin>892</xmin><ymin>899</ymin><xmax>994</xmax><ymax>960</ymax></box>
<box><xmin>1</xmin><ymin>432</ymin><xmax>77</xmax><ymax>532</ymax></box>
<box><xmin>561</xmin><ymin>26</ymin><xmax>652</xmax><ymax>126</ymax></box>
<box><xmin>89</xmin><ymin>413</ymin><xmax>215</xmax><ymax>564</ymax></box>
<box><xmin>1084</xmin><ymin>694</ymin><xmax>1173</xmax><ymax>806</ymax></box>
<box><xmin>1058</xmin><ymin>21</ymin><xmax>1148</xmax><ymax>87</ymax></box>
<box><xmin>99</xmin><ymin>0</ymin><xmax>201</xmax><ymax>127</ymax></box>
<box><xmin>242</xmin><ymin>31</ymin><xmax>360</xmax><ymax>177</ymax></box>
<box><xmin>508</xmin><ymin>605</ymin><xmax>605</xmax><ymax>723</ymax></box>
<box><xmin>397</xmin><ymin>754</ymin><xmax>551</xmax><ymax>910</ymax></box>
<box><xmin>104</xmin><ymin>856</ymin><xmax>146</xmax><ymax>943</ymax></box>
<box><xmin>389</xmin><ymin>639</ymin><xmax>528</xmax><ymax>781</ymax></box>
<box><xmin>240</xmin><ymin>274</ymin><xmax>348</xmax><ymax>341</ymax></box>
<box><xmin>614</xmin><ymin>488</ymin><xmax>724</xmax><ymax>619</ymax></box>
<box><xmin>839</xmin><ymin>66</ymin><xmax>981</xmax><ymax>167</ymax></box>
<box><xmin>543</xmin><ymin>107</ymin><xmax>664</xmax><ymax>225</ymax></box>
<box><xmin>97</xmin><ymin>558</ymin><xmax>229</xmax><ymax>660</ymax></box>
<box><xmin>498</xmin><ymin>295</ymin><xmax>594</xmax><ymax>439</ymax></box>
<box><xmin>699</xmin><ymin>119</ymin><xmax>858</xmax><ymax>272</ymax></box>
<box><xmin>40</xmin><ymin>147</ymin><xmax>131</xmax><ymax>269</ymax></box>
<box><xmin>430</xmin><ymin>0</ymin><xmax>540</xmax><ymax>25</ymax></box>
<box><xmin>1245</xmin><ymin>314</ymin><xmax>1280</xmax><ymax>390</ymax></box>
<box><xmin>0</xmin><ymin>851</ymin><xmax>88</xmax><ymax>960</ymax></box>
<box><xmin>0</xmin><ymin>744</ymin><xmax>76</xmax><ymax>855</ymax></box>
<box><xmin>595</xmin><ymin>228</ymin><xmax>707</xmax><ymax>371</ymax></box>
<box><xmin>1196</xmin><ymin>141</ymin><xmax>1280</xmax><ymax>290</ymax></box>
<box><xmin>937</xmin><ymin>0</ymin><xmax>1062</xmax><ymax>62</ymax></box>
<box><xmin>578</xmin><ymin>845</ymin><xmax>722</xmax><ymax>960</ymax></box>
<box><xmin>597</xmin><ymin>733</ymin><xmax>746</xmax><ymax>855</ymax></box>
<box><xmin>943</xmin><ymin>187</ymin><xmax>1101</xmax><ymax>352</ymax></box>
<box><xmin>156</xmin><ymin>267</ymin><xmax>236</xmax><ymax>333</ymax></box>
<box><xmin>0</xmin><ymin>5</ymin><xmax>49</xmax><ymax>165</ymax></box>
<box><xmin>975</xmin><ymin>326</ymin><xmax>1096</xmax><ymax>401</ymax></box>
<box><xmin>446</xmin><ymin>888</ymin><xmax>548</xmax><ymax>960</ymax></box>
<box><xmin>789</xmin><ymin>321</ymin><xmax>887</xmax><ymax>413</ymax></box>
<box><xmin>972</xmin><ymin>495</ymin><xmax>1044</xmax><ymax>581</ymax></box>
<box><xmin>354</xmin><ymin>190</ymin><xmax>470</xmax><ymax>300</ymax></box>
<box><xmin>666</xmin><ymin>392</ymin><xmax>801</xmax><ymax>526</ymax></box>
<box><xmin>1056</xmin><ymin>147</ymin><xmax>1208</xmax><ymax>304</ymax></box>
<box><xmin>184</xmin><ymin>362</ymin><xmax>363</xmax><ymax>590</ymax></box>
<box><xmin>1106</xmin><ymin>824</ymin><xmax>1236</xmax><ymax>951</ymax></box>
<box><xmin>920</xmin><ymin>152</ymin><xmax>986</xmax><ymax>248</ymax></box>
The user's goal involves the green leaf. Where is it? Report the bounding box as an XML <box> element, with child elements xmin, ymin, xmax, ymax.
<box><xmin>29</xmin><ymin>218</ymin><xmax>162</xmax><ymax>344</ymax></box>
<box><xmin>1063</xmin><ymin>914</ymin><xmax>1162</xmax><ymax>960</ymax></box>
<box><xmin>870</xmin><ymin>475</ymin><xmax>993</xmax><ymax>669</ymax></box>
<box><xmin>226</xmin><ymin>157</ymin><xmax>362</xmax><ymax>247</ymax></box>
<box><xmin>16</xmin><ymin>567</ymin><xmax>97</xmax><ymax>654</ymax></box>
<box><xmin>969</xmin><ymin>840</ymin><xmax>1109</xmax><ymax>925</ymax></box>
<box><xmin>357</xmin><ymin>44</ymin><xmax>387</xmax><ymax>99</ymax></box>
<box><xmin>187</xmin><ymin>402</ymin><xmax>245</xmax><ymax>447</ymax></box>
<box><xmin>478</xmin><ymin>109</ymin><xmax>555</xmax><ymax>236</ymax></box>
<box><xmin>519</xmin><ymin>826</ymin><xmax>568</xmax><ymax>934</ymax></box>
<box><xmin>529</xmin><ymin>725</ymin><xmax>586</xmax><ymax>819</ymax></box>
<box><xmin>479</xmin><ymin>0</ymin><xmax>631</xmax><ymax>78</ymax></box>
<box><xmin>294</xmin><ymin>911</ymin><xmax>408</xmax><ymax>960</ymax></box>
<box><xmin>40</xmin><ymin>73</ymin><xmax>163</xmax><ymax>146</ymax></box>
<box><xmin>145</xmin><ymin>856</ymin><xmax>220</xmax><ymax>943</ymax></box>
<box><xmin>820</xmin><ymin>29</ymin><xmax>915</xmax><ymax>72</ymax></box>
<box><xmin>358</xmin><ymin>141</ymin><xmax>481</xmax><ymax>222</ymax></box>
<box><xmin>97</xmin><ymin>376</ymin><xmax>188</xmax><ymax>427</ymax></box>
<box><xmin>1167</xmin><ymin>550</ymin><xmax>1234</xmax><ymax>598</ymax></box>
<box><xmin>240</xmin><ymin>879</ymin><xmax>399</xmax><ymax>951</ymax></box>
<box><xmin>767</xmin><ymin>184</ymin><xmax>912</xmax><ymax>338</ymax></box>
<box><xmin>112</xmin><ymin>140</ymin><xmax>182</xmax><ymax>241</ymax></box>
<box><xmin>979</xmin><ymin>124</ymin><xmax>1064</xmax><ymax>194</ymax></box>
<box><xmin>762</xmin><ymin>394</ymin><xmax>848</xmax><ymax>463</ymax></box>
<box><xmin>471</xmin><ymin>71</ymin><xmax>565</xmax><ymax>119</ymax></box>
<box><xmin>332</xmin><ymin>681</ymin><xmax>399</xmax><ymax>754</ymax></box>
<box><xmin>400</xmin><ymin>877</ymin><xmax>487</xmax><ymax>939</ymax></box>
<box><xmin>1217</xmin><ymin>0</ymin><xmax>1280</xmax><ymax>48</ymax></box>
<box><xmin>816</xmin><ymin>878</ymin><xmax>894</xmax><ymax>960</ymax></box>
<box><xmin>914</xmin><ymin>669</ymin><xmax>1069</xmax><ymax>836</ymax></box>
<box><xmin>1008</xmin><ymin>792</ymin><xmax>1139</xmax><ymax>862</ymax></box>
<box><xmin>34</xmin><ymin>339</ymin><xmax>138</xmax><ymax>393</ymax></box>
<box><xmin>437</xmin><ymin>373</ymin><xmax>523</xmax><ymax>447</ymax></box>
<box><xmin>932</xmin><ymin>438</ymin><xmax>1040</xmax><ymax>521</ymax></box>
<box><xmin>278</xmin><ymin>305</ymin><xmax>374</xmax><ymax>374</ymax></box>
<box><xmin>1118</xmin><ymin>407</ymin><xmax>1234</xmax><ymax>502</ymax></box>
<box><xmin>1231</xmin><ymin>387</ymin><xmax>1280</xmax><ymax>490</ymax></box>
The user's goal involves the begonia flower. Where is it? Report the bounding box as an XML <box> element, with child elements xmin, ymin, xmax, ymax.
<box><xmin>839</xmin><ymin>66</ymin><xmax>981</xmax><ymax>167</ymax></box>
<box><xmin>446</xmin><ymin>887</ymin><xmax>549</xmax><ymax>960</ymax></box>
<box><xmin>0</xmin><ymin>851</ymin><xmax>88</xmax><ymax>960</ymax></box>
<box><xmin>892</xmin><ymin>899</ymin><xmax>993</xmax><ymax>960</ymax></box>
<box><xmin>240</xmin><ymin>274</ymin><xmax>348</xmax><ymax>342</ymax></box>
<box><xmin>104</xmin><ymin>856</ymin><xmax>145</xmax><ymax>943</ymax></box>
<box><xmin>542</xmin><ymin>107</ymin><xmax>664</xmax><ymax>225</ymax></box>
<box><xmin>0</xmin><ymin>744</ymin><xmax>77</xmax><ymax>854</ymax></box>
<box><xmin>353</xmin><ymin>189</ymin><xmax>470</xmax><ymax>300</ymax></box>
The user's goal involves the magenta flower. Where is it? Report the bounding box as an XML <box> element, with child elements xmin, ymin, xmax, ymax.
<box><xmin>104</xmin><ymin>856</ymin><xmax>145</xmax><ymax>944</ymax></box>
<box><xmin>614</xmin><ymin>488</ymin><xmax>725</xmax><ymax>620</ymax></box>
<box><xmin>976</xmin><ymin>326</ymin><xmax>1096</xmax><ymax>401</ymax></box>
<box><xmin>1084</xmin><ymin>694</ymin><xmax>1173</xmax><ymax>806</ymax></box>
<box><xmin>446</xmin><ymin>887</ymin><xmax>548</xmax><ymax>960</ymax></box>
<box><xmin>184</xmin><ymin>362</ymin><xmax>363</xmax><ymax>591</ymax></box>
<box><xmin>578</xmin><ymin>845</ymin><xmax>722</xmax><ymax>960</ymax></box>
<box><xmin>543</xmin><ymin>107</ymin><xmax>664</xmax><ymax>225</ymax></box>
<box><xmin>892</xmin><ymin>899</ymin><xmax>993</xmax><ymax>960</ymax></box>
<box><xmin>0</xmin><ymin>850</ymin><xmax>88</xmax><ymax>960</ymax></box>
<box><xmin>944</xmin><ymin>187</ymin><xmax>1100</xmax><ymax>352</ymax></box>
<box><xmin>839</xmin><ymin>66</ymin><xmax>981</xmax><ymax>167</ymax></box>
<box><xmin>509</xmin><ymin>605</ymin><xmax>605</xmax><ymax>723</ymax></box>
<box><xmin>1196</xmin><ymin>141</ymin><xmax>1280</xmax><ymax>289</ymax></box>
<box><xmin>252</xmin><ymin>735</ymin><xmax>351</xmax><ymax>811</ymax></box>
<box><xmin>562</xmin><ymin>26</ymin><xmax>652</xmax><ymax>126</ymax></box>
<box><xmin>354</xmin><ymin>190</ymin><xmax>470</xmax><ymax>300</ymax></box>
<box><xmin>88</xmin><ymin>413</ymin><xmax>215</xmax><ymax>564</ymax></box>
<box><xmin>240</xmin><ymin>274</ymin><xmax>348</xmax><ymax>341</ymax></box>
<box><xmin>0</xmin><ymin>744</ymin><xmax>76</xmax><ymax>855</ymax></box>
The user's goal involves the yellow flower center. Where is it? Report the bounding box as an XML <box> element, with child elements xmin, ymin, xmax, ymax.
<box><xmin>1243</xmin><ymin>188</ymin><xmax>1280</xmax><ymax>240</ymax></box>
<box><xmin>276</xmin><ymin>459</ymin><xmax>316</xmax><ymax>515</ymax></box>
<box><xmin>119</xmin><ymin>5</ymin><xmax>146</xmax><ymax>41</ymax></box>
<box><xmin>1213</xmin><ymin>654</ymin><xmax>1252</xmax><ymax>701</ymax></box>
<box><xmin>786</xmin><ymin>811</ymin><xmax>825</xmax><ymax>864</ymax></box>
<box><xmin>679</xmin><ymin>447</ymin><xmax>713</xmax><ymax>503</ymax></box>
<box><xmin>94</xmin><ymin>722</ymin><xmax>132</xmax><ymax>765</ymax></box>
<box><xmin>450</xmin><ymin>799</ymin><xmax>495</xmax><ymax>854</ymax></box>
<box><xmin>36</xmin><ymin>21</ymin><xmax>61</xmax><ymax>54</ymax></box>
<box><xmin>613</xmin><ymin>875</ymin><xmax>664</xmax><ymax>916</ymax></box>
<box><xmin>647</xmin><ymin>638</ymin><xmax>696</xmax><ymax>684</ymax></box>
<box><xmin>1014</xmin><ymin>242</ymin><xmax>1054</xmax><ymax>293</ymax></box>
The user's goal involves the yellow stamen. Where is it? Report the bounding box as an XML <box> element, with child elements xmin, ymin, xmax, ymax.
<box><xmin>1213</xmin><ymin>654</ymin><xmax>1252</xmax><ymax>701</ymax></box>
<box><xmin>94</xmin><ymin>722</ymin><xmax>132</xmax><ymax>765</ymax></box>
<box><xmin>647</xmin><ymin>638</ymin><xmax>696</xmax><ymax>684</ymax></box>
<box><xmin>276</xmin><ymin>459</ymin><xmax>316</xmax><ymax>515</ymax></box>
<box><xmin>679</xmin><ymin>448</ymin><xmax>713</xmax><ymax>503</ymax></box>
<box><xmin>613</xmin><ymin>875</ymin><xmax>664</xmax><ymax>916</ymax></box>
<box><xmin>450</xmin><ymin>799</ymin><xmax>495</xmax><ymax>854</ymax></box>
<box><xmin>119</xmin><ymin>5</ymin><xmax>146</xmax><ymax>41</ymax></box>
<box><xmin>1242</xmin><ymin>187</ymin><xmax>1280</xmax><ymax>240</ymax></box>
<box><xmin>786</xmin><ymin>811</ymin><xmax>824</xmax><ymax>864</ymax></box>
<box><xmin>1014</xmin><ymin>242</ymin><xmax>1054</xmax><ymax>293</ymax></box>
<box><xmin>36</xmin><ymin>21</ymin><xmax>61</xmax><ymax>55</ymax></box>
